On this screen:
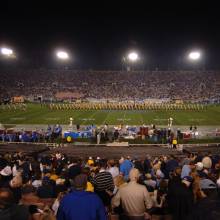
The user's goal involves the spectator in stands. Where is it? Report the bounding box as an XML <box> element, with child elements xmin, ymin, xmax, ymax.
<box><xmin>170</xmin><ymin>176</ymin><xmax>194</xmax><ymax>220</ymax></box>
<box><xmin>133</xmin><ymin>156</ymin><xmax>144</xmax><ymax>174</ymax></box>
<box><xmin>0</xmin><ymin>165</ymin><xmax>12</xmax><ymax>188</ymax></box>
<box><xmin>37</xmin><ymin>176</ymin><xmax>56</xmax><ymax>199</ymax></box>
<box><xmin>181</xmin><ymin>161</ymin><xmax>195</xmax><ymax>179</ymax></box>
<box><xmin>67</xmin><ymin>158</ymin><xmax>81</xmax><ymax>180</ymax></box>
<box><xmin>1</xmin><ymin>147</ymin><xmax>220</xmax><ymax>219</ymax></box>
<box><xmin>107</xmin><ymin>159</ymin><xmax>119</xmax><ymax>178</ymax></box>
<box><xmin>0</xmin><ymin>187</ymin><xmax>30</xmax><ymax>220</ymax></box>
<box><xmin>20</xmin><ymin>185</ymin><xmax>46</xmax><ymax>209</ymax></box>
<box><xmin>112</xmin><ymin>168</ymin><xmax>153</xmax><ymax>219</ymax></box>
<box><xmin>155</xmin><ymin>169</ymin><xmax>165</xmax><ymax>188</ymax></box>
<box><xmin>57</xmin><ymin>174</ymin><xmax>107</xmax><ymax>220</ymax></box>
<box><xmin>113</xmin><ymin>175</ymin><xmax>127</xmax><ymax>193</ymax></box>
<box><xmin>202</xmin><ymin>156</ymin><xmax>212</xmax><ymax>170</ymax></box>
<box><xmin>164</xmin><ymin>155</ymin><xmax>179</xmax><ymax>178</ymax></box>
<box><xmin>92</xmin><ymin>160</ymin><xmax>114</xmax><ymax>207</ymax></box>
<box><xmin>144</xmin><ymin>173</ymin><xmax>156</xmax><ymax>191</ymax></box>
<box><xmin>151</xmin><ymin>180</ymin><xmax>169</xmax><ymax>216</ymax></box>
<box><xmin>199</xmin><ymin>172</ymin><xmax>217</xmax><ymax>190</ymax></box>
<box><xmin>7</xmin><ymin>174</ymin><xmax>23</xmax><ymax>203</ymax></box>
<box><xmin>32</xmin><ymin>171</ymin><xmax>42</xmax><ymax>188</ymax></box>
<box><xmin>119</xmin><ymin>157</ymin><xmax>133</xmax><ymax>181</ymax></box>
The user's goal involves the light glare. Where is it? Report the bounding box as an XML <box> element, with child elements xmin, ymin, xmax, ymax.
<box><xmin>1</xmin><ymin>47</ymin><xmax>13</xmax><ymax>56</ymax></box>
<box><xmin>128</xmin><ymin>52</ymin><xmax>138</xmax><ymax>61</ymax></box>
<box><xmin>188</xmin><ymin>51</ymin><xmax>201</xmax><ymax>60</ymax></box>
<box><xmin>56</xmin><ymin>51</ymin><xmax>69</xmax><ymax>60</ymax></box>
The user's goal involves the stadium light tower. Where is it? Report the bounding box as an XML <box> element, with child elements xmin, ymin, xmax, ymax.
<box><xmin>0</xmin><ymin>47</ymin><xmax>14</xmax><ymax>58</ymax></box>
<box><xmin>188</xmin><ymin>51</ymin><xmax>201</xmax><ymax>61</ymax></box>
<box><xmin>122</xmin><ymin>51</ymin><xmax>140</xmax><ymax>71</ymax></box>
<box><xmin>127</xmin><ymin>52</ymin><xmax>139</xmax><ymax>62</ymax></box>
<box><xmin>56</xmin><ymin>50</ymin><xmax>69</xmax><ymax>60</ymax></box>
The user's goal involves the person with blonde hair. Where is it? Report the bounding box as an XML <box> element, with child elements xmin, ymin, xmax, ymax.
<box><xmin>114</xmin><ymin>175</ymin><xmax>127</xmax><ymax>189</ymax></box>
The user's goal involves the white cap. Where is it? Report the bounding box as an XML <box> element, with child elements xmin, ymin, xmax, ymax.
<box><xmin>196</xmin><ymin>162</ymin><xmax>204</xmax><ymax>171</ymax></box>
<box><xmin>32</xmin><ymin>180</ymin><xmax>42</xmax><ymax>188</ymax></box>
<box><xmin>0</xmin><ymin>166</ymin><xmax>12</xmax><ymax>176</ymax></box>
<box><xmin>56</xmin><ymin>178</ymin><xmax>65</xmax><ymax>185</ymax></box>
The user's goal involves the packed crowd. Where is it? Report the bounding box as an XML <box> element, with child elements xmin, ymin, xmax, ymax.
<box><xmin>1</xmin><ymin>69</ymin><xmax>220</xmax><ymax>101</ymax></box>
<box><xmin>0</xmin><ymin>150</ymin><xmax>220</xmax><ymax>220</ymax></box>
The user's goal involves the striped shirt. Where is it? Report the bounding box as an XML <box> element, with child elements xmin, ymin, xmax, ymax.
<box><xmin>92</xmin><ymin>170</ymin><xmax>114</xmax><ymax>192</ymax></box>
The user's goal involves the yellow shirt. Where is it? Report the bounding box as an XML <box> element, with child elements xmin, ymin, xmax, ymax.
<box><xmin>87</xmin><ymin>159</ymin><xmax>94</xmax><ymax>166</ymax></box>
<box><xmin>50</xmin><ymin>174</ymin><xmax>59</xmax><ymax>181</ymax></box>
<box><xmin>172</xmin><ymin>139</ymin><xmax>177</xmax><ymax>145</ymax></box>
<box><xmin>86</xmin><ymin>181</ymin><xmax>94</xmax><ymax>192</ymax></box>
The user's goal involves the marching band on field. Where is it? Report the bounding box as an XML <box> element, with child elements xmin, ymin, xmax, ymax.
<box><xmin>0</xmin><ymin>102</ymin><xmax>205</xmax><ymax>112</ymax></box>
<box><xmin>0</xmin><ymin>103</ymin><xmax>27</xmax><ymax>111</ymax></box>
<box><xmin>47</xmin><ymin>102</ymin><xmax>205</xmax><ymax>111</ymax></box>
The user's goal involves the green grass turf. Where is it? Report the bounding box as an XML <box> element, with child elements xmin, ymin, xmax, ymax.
<box><xmin>1</xmin><ymin>103</ymin><xmax>220</xmax><ymax>125</ymax></box>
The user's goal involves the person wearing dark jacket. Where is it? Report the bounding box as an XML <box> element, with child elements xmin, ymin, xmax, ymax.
<box><xmin>169</xmin><ymin>175</ymin><xmax>194</xmax><ymax>220</ymax></box>
<box><xmin>37</xmin><ymin>176</ymin><xmax>56</xmax><ymax>198</ymax></box>
<box><xmin>0</xmin><ymin>188</ymin><xmax>30</xmax><ymax>220</ymax></box>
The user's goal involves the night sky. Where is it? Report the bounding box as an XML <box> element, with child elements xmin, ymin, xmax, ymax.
<box><xmin>1</xmin><ymin>2</ymin><xmax>220</xmax><ymax>70</ymax></box>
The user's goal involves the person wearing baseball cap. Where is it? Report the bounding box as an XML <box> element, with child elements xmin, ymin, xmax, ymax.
<box><xmin>0</xmin><ymin>166</ymin><xmax>12</xmax><ymax>177</ymax></box>
<box><xmin>0</xmin><ymin>165</ymin><xmax>13</xmax><ymax>188</ymax></box>
<box><xmin>195</xmin><ymin>162</ymin><xmax>204</xmax><ymax>171</ymax></box>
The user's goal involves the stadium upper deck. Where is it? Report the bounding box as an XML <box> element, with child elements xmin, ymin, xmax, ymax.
<box><xmin>1</xmin><ymin>69</ymin><xmax>220</xmax><ymax>102</ymax></box>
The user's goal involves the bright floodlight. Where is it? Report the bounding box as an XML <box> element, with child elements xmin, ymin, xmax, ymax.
<box><xmin>56</xmin><ymin>51</ymin><xmax>69</xmax><ymax>60</ymax></box>
<box><xmin>1</xmin><ymin>47</ymin><xmax>13</xmax><ymax>56</ymax></box>
<box><xmin>188</xmin><ymin>51</ymin><xmax>201</xmax><ymax>61</ymax></box>
<box><xmin>128</xmin><ymin>52</ymin><xmax>138</xmax><ymax>62</ymax></box>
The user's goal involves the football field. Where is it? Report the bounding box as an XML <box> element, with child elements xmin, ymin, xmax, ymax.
<box><xmin>1</xmin><ymin>103</ymin><xmax>220</xmax><ymax>126</ymax></box>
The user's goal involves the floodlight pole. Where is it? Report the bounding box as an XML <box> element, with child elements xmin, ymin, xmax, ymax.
<box><xmin>122</xmin><ymin>56</ymin><xmax>126</xmax><ymax>71</ymax></box>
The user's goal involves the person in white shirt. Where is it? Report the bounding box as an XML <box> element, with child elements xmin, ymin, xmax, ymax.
<box><xmin>107</xmin><ymin>159</ymin><xmax>119</xmax><ymax>178</ymax></box>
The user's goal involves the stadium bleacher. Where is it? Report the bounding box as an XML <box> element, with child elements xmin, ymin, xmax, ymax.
<box><xmin>1</xmin><ymin>69</ymin><xmax>220</xmax><ymax>102</ymax></box>
<box><xmin>0</xmin><ymin>149</ymin><xmax>220</xmax><ymax>219</ymax></box>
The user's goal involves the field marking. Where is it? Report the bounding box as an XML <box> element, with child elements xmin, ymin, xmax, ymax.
<box><xmin>67</xmin><ymin>111</ymin><xmax>91</xmax><ymax>123</ymax></box>
<box><xmin>102</xmin><ymin>111</ymin><xmax>110</xmax><ymax>125</ymax></box>
<box><xmin>10</xmin><ymin>117</ymin><xmax>26</xmax><ymax>120</ymax></box>
<box><xmin>123</xmin><ymin>111</ymin><xmax>126</xmax><ymax>120</ymax></box>
<box><xmin>140</xmin><ymin>112</ymin><xmax>144</xmax><ymax>125</ymax></box>
<box><xmin>81</xmin><ymin>118</ymin><xmax>95</xmax><ymax>121</ymax></box>
<box><xmin>117</xmin><ymin>118</ymin><xmax>131</xmax><ymax>121</ymax></box>
<box><xmin>189</xmin><ymin>118</ymin><xmax>205</xmax><ymax>122</ymax></box>
<box><xmin>44</xmin><ymin>117</ymin><xmax>61</xmax><ymax>121</ymax></box>
<box><xmin>80</xmin><ymin>111</ymin><xmax>98</xmax><ymax>125</ymax></box>
<box><xmin>153</xmin><ymin>118</ymin><xmax>168</xmax><ymax>121</ymax></box>
<box><xmin>71</xmin><ymin>110</ymin><xmax>95</xmax><ymax>124</ymax></box>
